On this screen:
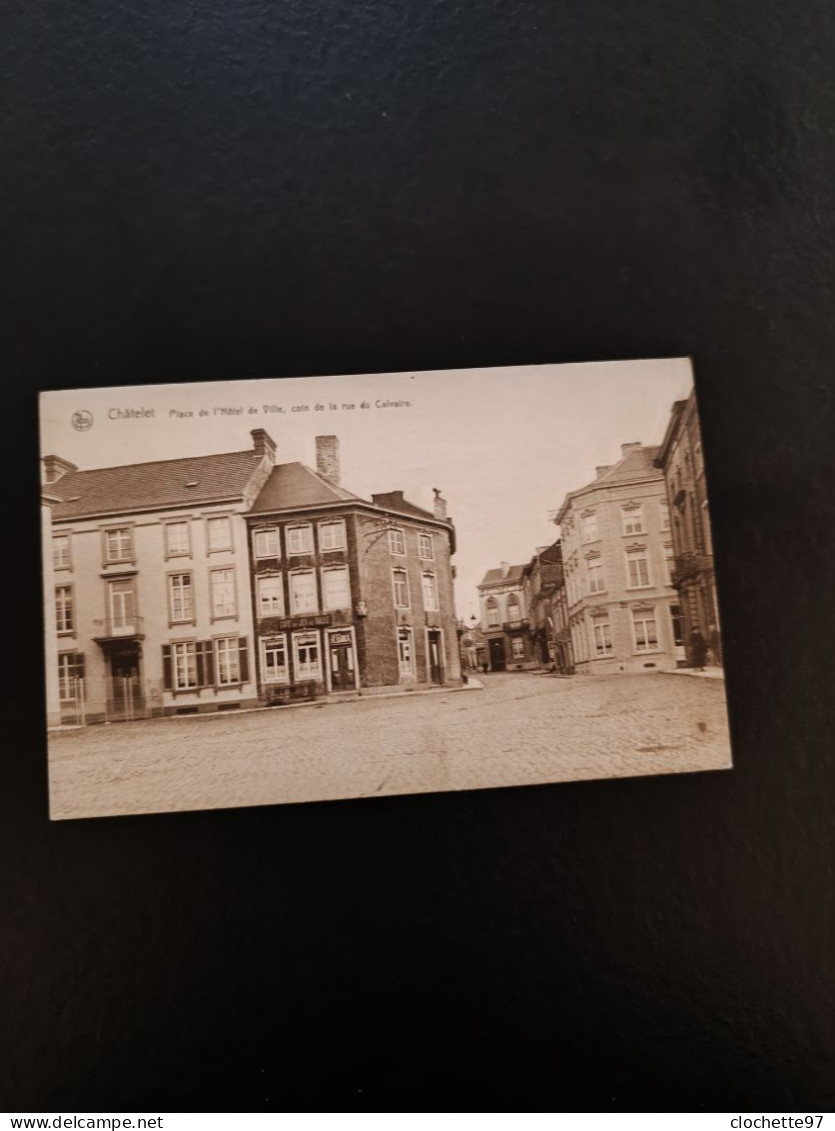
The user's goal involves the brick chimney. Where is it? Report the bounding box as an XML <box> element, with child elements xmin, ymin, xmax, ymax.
<box><xmin>251</xmin><ymin>429</ymin><xmax>277</xmax><ymax>464</ymax></box>
<box><xmin>42</xmin><ymin>455</ymin><xmax>78</xmax><ymax>484</ymax></box>
<box><xmin>316</xmin><ymin>435</ymin><xmax>340</xmax><ymax>486</ymax></box>
<box><xmin>433</xmin><ymin>488</ymin><xmax>447</xmax><ymax>520</ymax></box>
<box><xmin>620</xmin><ymin>442</ymin><xmax>642</xmax><ymax>458</ymax></box>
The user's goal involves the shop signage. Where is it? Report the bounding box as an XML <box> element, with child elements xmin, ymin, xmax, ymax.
<box><xmin>275</xmin><ymin>614</ymin><xmax>332</xmax><ymax>631</ymax></box>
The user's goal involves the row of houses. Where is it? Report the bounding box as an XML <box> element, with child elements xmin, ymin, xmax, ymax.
<box><xmin>41</xmin><ymin>430</ymin><xmax>462</xmax><ymax>727</ymax></box>
<box><xmin>469</xmin><ymin>388</ymin><xmax>720</xmax><ymax>676</ymax></box>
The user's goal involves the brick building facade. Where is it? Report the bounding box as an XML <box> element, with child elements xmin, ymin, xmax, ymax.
<box><xmin>246</xmin><ymin>435</ymin><xmax>461</xmax><ymax>698</ymax></box>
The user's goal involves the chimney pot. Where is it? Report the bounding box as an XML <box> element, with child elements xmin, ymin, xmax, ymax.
<box><xmin>316</xmin><ymin>435</ymin><xmax>341</xmax><ymax>486</ymax></box>
<box><xmin>42</xmin><ymin>455</ymin><xmax>78</xmax><ymax>484</ymax></box>
<box><xmin>251</xmin><ymin>429</ymin><xmax>277</xmax><ymax>463</ymax></box>
<box><xmin>433</xmin><ymin>487</ymin><xmax>448</xmax><ymax>520</ymax></box>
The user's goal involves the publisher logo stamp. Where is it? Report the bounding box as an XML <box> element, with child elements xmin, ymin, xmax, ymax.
<box><xmin>71</xmin><ymin>410</ymin><xmax>94</xmax><ymax>432</ymax></box>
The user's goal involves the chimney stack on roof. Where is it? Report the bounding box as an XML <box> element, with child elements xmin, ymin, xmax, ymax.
<box><xmin>501</xmin><ymin>560</ymin><xmax>511</xmax><ymax>577</ymax></box>
<box><xmin>432</xmin><ymin>488</ymin><xmax>447</xmax><ymax>520</ymax></box>
<box><xmin>42</xmin><ymin>455</ymin><xmax>78</xmax><ymax>484</ymax></box>
<box><xmin>316</xmin><ymin>435</ymin><xmax>340</xmax><ymax>486</ymax></box>
<box><xmin>251</xmin><ymin>429</ymin><xmax>277</xmax><ymax>464</ymax></box>
<box><xmin>595</xmin><ymin>465</ymin><xmax>613</xmax><ymax>479</ymax></box>
<box><xmin>620</xmin><ymin>442</ymin><xmax>642</xmax><ymax>458</ymax></box>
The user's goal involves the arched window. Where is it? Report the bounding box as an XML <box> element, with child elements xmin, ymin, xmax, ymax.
<box><xmin>486</xmin><ymin>597</ymin><xmax>500</xmax><ymax>627</ymax></box>
<box><xmin>507</xmin><ymin>594</ymin><xmax>521</xmax><ymax>623</ymax></box>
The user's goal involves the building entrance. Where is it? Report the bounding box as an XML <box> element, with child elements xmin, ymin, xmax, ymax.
<box><xmin>107</xmin><ymin>647</ymin><xmax>144</xmax><ymax>719</ymax></box>
<box><xmin>427</xmin><ymin>630</ymin><xmax>443</xmax><ymax>684</ymax></box>
<box><xmin>489</xmin><ymin>638</ymin><xmax>506</xmax><ymax>671</ymax></box>
<box><xmin>327</xmin><ymin>630</ymin><xmax>356</xmax><ymax>691</ymax></box>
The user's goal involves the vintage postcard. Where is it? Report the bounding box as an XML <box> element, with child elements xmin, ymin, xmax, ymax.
<box><xmin>40</xmin><ymin>359</ymin><xmax>731</xmax><ymax>820</ymax></box>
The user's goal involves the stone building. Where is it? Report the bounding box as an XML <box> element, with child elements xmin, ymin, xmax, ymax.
<box><xmin>554</xmin><ymin>442</ymin><xmax>680</xmax><ymax>675</ymax></box>
<box><xmin>654</xmin><ymin>391</ymin><xmax>721</xmax><ymax>666</ymax></box>
<box><xmin>41</xmin><ymin>428</ymin><xmax>461</xmax><ymax>725</ymax></box>
<box><xmin>246</xmin><ymin>435</ymin><xmax>461</xmax><ymax>699</ymax></box>
<box><xmin>523</xmin><ymin>540</ymin><xmax>574</xmax><ymax>674</ymax></box>
<box><xmin>477</xmin><ymin>562</ymin><xmax>537</xmax><ymax>671</ymax></box>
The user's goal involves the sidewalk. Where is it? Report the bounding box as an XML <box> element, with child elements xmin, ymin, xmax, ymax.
<box><xmin>662</xmin><ymin>666</ymin><xmax>725</xmax><ymax>681</ymax></box>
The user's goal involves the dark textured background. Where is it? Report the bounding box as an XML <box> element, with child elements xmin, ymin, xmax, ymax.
<box><xmin>3</xmin><ymin>0</ymin><xmax>834</xmax><ymax>1111</ymax></box>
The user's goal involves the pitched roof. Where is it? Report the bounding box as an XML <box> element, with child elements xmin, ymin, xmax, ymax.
<box><xmin>591</xmin><ymin>444</ymin><xmax>662</xmax><ymax>488</ymax></box>
<box><xmin>249</xmin><ymin>462</ymin><xmax>364</xmax><ymax>513</ymax></box>
<box><xmin>49</xmin><ymin>450</ymin><xmax>264</xmax><ymax>520</ymax></box>
<box><xmin>478</xmin><ymin>564</ymin><xmax>527</xmax><ymax>587</ymax></box>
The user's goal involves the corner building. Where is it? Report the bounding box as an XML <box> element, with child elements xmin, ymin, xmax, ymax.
<box><xmin>554</xmin><ymin>442</ymin><xmax>680</xmax><ymax>675</ymax></box>
<box><xmin>246</xmin><ymin>435</ymin><xmax>461</xmax><ymax>698</ymax></box>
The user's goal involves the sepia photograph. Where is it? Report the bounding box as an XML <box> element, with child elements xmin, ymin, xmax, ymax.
<box><xmin>40</xmin><ymin>359</ymin><xmax>732</xmax><ymax>820</ymax></box>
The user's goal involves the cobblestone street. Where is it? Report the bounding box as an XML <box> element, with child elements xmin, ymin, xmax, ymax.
<box><xmin>48</xmin><ymin>671</ymin><xmax>732</xmax><ymax>819</ymax></box>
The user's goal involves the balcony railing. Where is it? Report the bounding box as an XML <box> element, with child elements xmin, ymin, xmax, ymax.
<box><xmin>503</xmin><ymin>618</ymin><xmax>530</xmax><ymax>632</ymax></box>
<box><xmin>92</xmin><ymin>615</ymin><xmax>145</xmax><ymax>640</ymax></box>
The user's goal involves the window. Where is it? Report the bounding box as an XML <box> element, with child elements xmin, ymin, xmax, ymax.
<box><xmin>663</xmin><ymin>544</ymin><xmax>674</xmax><ymax>586</ymax></box>
<box><xmin>397</xmin><ymin>627</ymin><xmax>414</xmax><ymax>678</ymax></box>
<box><xmin>210</xmin><ymin>568</ymin><xmax>237</xmax><ymax>618</ymax></box>
<box><xmin>702</xmin><ymin>501</ymin><xmax>713</xmax><ymax>554</ymax></box>
<box><xmin>388</xmin><ymin>527</ymin><xmax>406</xmax><ymax>555</ymax></box>
<box><xmin>592</xmin><ymin>622</ymin><xmax>613</xmax><ymax>656</ymax></box>
<box><xmin>581</xmin><ymin>514</ymin><xmax>598</xmax><ymax>543</ymax></box>
<box><xmin>286</xmin><ymin>524</ymin><xmax>313</xmax><ymax>555</ymax></box>
<box><xmin>169</xmin><ymin>573</ymin><xmax>194</xmax><ymax>622</ymax></box>
<box><xmin>587</xmin><ymin>560</ymin><xmax>605</xmax><ymax>594</ymax></box>
<box><xmin>293</xmin><ymin>632</ymin><xmax>321</xmax><ymax>679</ymax></box>
<box><xmin>289</xmin><ymin>570</ymin><xmax>318</xmax><ymax>614</ymax></box>
<box><xmin>58</xmin><ymin>653</ymin><xmax>84</xmax><ymax>702</ymax></box>
<box><xmin>172</xmin><ymin>642</ymin><xmax>198</xmax><ymax>690</ymax></box>
<box><xmin>319</xmin><ymin>520</ymin><xmax>346</xmax><ymax>552</ymax></box>
<box><xmin>55</xmin><ymin>585</ymin><xmax>74</xmax><ymax>634</ymax></box>
<box><xmin>165</xmin><ymin>521</ymin><xmax>190</xmax><ymax>557</ymax></box>
<box><xmin>422</xmin><ymin>572</ymin><xmax>439</xmax><ymax>611</ymax></box>
<box><xmin>257</xmin><ymin>574</ymin><xmax>284</xmax><ymax>617</ymax></box>
<box><xmin>418</xmin><ymin>532</ymin><xmax>434</xmax><ymax>560</ymax></box>
<box><xmin>621</xmin><ymin>506</ymin><xmax>644</xmax><ymax>535</ymax></box>
<box><xmin>632</xmin><ymin>610</ymin><xmax>658</xmax><ymax>652</ymax></box>
<box><xmin>53</xmin><ymin>535</ymin><xmax>71</xmax><ymax>570</ymax></box>
<box><xmin>215</xmin><ymin>637</ymin><xmax>241</xmax><ymax>685</ymax></box>
<box><xmin>108</xmin><ymin>578</ymin><xmax>136</xmax><ymax>630</ymax></box>
<box><xmin>322</xmin><ymin>566</ymin><xmax>351</xmax><ymax>611</ymax></box>
<box><xmin>206</xmin><ymin>516</ymin><xmax>232</xmax><ymax>552</ymax></box>
<box><xmin>486</xmin><ymin>597</ymin><xmax>500</xmax><ymax>627</ymax></box>
<box><xmin>392</xmin><ymin>568</ymin><xmax>409</xmax><ymax>608</ymax></box>
<box><xmin>511</xmin><ymin>637</ymin><xmax>525</xmax><ymax>659</ymax></box>
<box><xmin>626</xmin><ymin>550</ymin><xmax>651</xmax><ymax>588</ymax></box>
<box><xmin>262</xmin><ymin>636</ymin><xmax>289</xmax><ymax>683</ymax></box>
<box><xmin>253</xmin><ymin>527</ymin><xmax>279</xmax><ymax>559</ymax></box>
<box><xmin>104</xmin><ymin>527</ymin><xmax>133</xmax><ymax>562</ymax></box>
<box><xmin>659</xmin><ymin>502</ymin><xmax>671</xmax><ymax>530</ymax></box>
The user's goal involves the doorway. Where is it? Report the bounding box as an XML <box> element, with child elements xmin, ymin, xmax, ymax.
<box><xmin>427</xmin><ymin>629</ymin><xmax>443</xmax><ymax>685</ymax></box>
<box><xmin>327</xmin><ymin>630</ymin><xmax>356</xmax><ymax>691</ymax></box>
<box><xmin>489</xmin><ymin>638</ymin><xmax>506</xmax><ymax>671</ymax></box>
<box><xmin>107</xmin><ymin>647</ymin><xmax>143</xmax><ymax>719</ymax></box>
